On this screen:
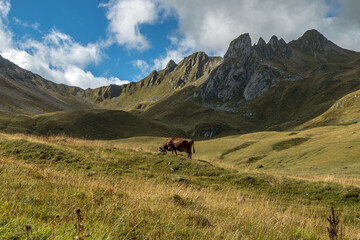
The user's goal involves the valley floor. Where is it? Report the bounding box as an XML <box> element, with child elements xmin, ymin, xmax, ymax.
<box><xmin>0</xmin><ymin>131</ymin><xmax>360</xmax><ymax>239</ymax></box>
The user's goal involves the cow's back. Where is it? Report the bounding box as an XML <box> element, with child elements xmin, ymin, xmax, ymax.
<box><xmin>172</xmin><ymin>138</ymin><xmax>192</xmax><ymax>149</ymax></box>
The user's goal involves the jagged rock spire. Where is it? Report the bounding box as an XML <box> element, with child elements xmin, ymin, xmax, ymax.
<box><xmin>166</xmin><ymin>59</ymin><xmax>176</xmax><ymax>69</ymax></box>
<box><xmin>257</xmin><ymin>37</ymin><xmax>266</xmax><ymax>47</ymax></box>
<box><xmin>164</xmin><ymin>59</ymin><xmax>177</xmax><ymax>75</ymax></box>
<box><xmin>224</xmin><ymin>33</ymin><xmax>252</xmax><ymax>60</ymax></box>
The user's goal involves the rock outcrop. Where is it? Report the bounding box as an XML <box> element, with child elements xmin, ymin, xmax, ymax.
<box><xmin>164</xmin><ymin>60</ymin><xmax>177</xmax><ymax>75</ymax></box>
<box><xmin>199</xmin><ymin>29</ymin><xmax>345</xmax><ymax>102</ymax></box>
<box><xmin>85</xmin><ymin>52</ymin><xmax>222</xmax><ymax>108</ymax></box>
<box><xmin>224</xmin><ymin>33</ymin><xmax>252</xmax><ymax>59</ymax></box>
<box><xmin>168</xmin><ymin>52</ymin><xmax>222</xmax><ymax>89</ymax></box>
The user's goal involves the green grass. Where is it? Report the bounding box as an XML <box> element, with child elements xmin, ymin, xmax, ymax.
<box><xmin>272</xmin><ymin>137</ymin><xmax>310</xmax><ymax>151</ymax></box>
<box><xmin>219</xmin><ymin>141</ymin><xmax>257</xmax><ymax>159</ymax></box>
<box><xmin>1</xmin><ymin>134</ymin><xmax>360</xmax><ymax>239</ymax></box>
<box><xmin>299</xmin><ymin>89</ymin><xmax>360</xmax><ymax>129</ymax></box>
<box><xmin>111</xmin><ymin>123</ymin><xmax>360</xmax><ymax>179</ymax></box>
<box><xmin>0</xmin><ymin>109</ymin><xmax>187</xmax><ymax>139</ymax></box>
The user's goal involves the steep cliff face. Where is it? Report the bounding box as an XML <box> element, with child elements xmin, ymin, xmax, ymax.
<box><xmin>199</xmin><ymin>33</ymin><xmax>291</xmax><ymax>102</ymax></box>
<box><xmin>199</xmin><ymin>29</ymin><xmax>350</xmax><ymax>103</ymax></box>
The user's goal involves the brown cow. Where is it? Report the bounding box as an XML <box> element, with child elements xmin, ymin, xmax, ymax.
<box><xmin>159</xmin><ymin>138</ymin><xmax>195</xmax><ymax>159</ymax></box>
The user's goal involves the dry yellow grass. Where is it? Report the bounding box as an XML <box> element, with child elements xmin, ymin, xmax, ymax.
<box><xmin>1</xmin><ymin>154</ymin><xmax>360</xmax><ymax>239</ymax></box>
<box><xmin>1</xmin><ymin>132</ymin><xmax>360</xmax><ymax>238</ymax></box>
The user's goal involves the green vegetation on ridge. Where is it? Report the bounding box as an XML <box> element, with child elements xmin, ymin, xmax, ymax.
<box><xmin>0</xmin><ymin>109</ymin><xmax>187</xmax><ymax>139</ymax></box>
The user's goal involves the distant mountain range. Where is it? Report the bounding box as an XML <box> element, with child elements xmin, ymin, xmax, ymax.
<box><xmin>0</xmin><ymin>29</ymin><xmax>359</xmax><ymax>139</ymax></box>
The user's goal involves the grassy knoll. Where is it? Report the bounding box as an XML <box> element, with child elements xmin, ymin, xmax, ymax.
<box><xmin>0</xmin><ymin>134</ymin><xmax>360</xmax><ymax>239</ymax></box>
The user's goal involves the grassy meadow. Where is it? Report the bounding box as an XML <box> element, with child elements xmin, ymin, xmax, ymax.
<box><xmin>0</xmin><ymin>130</ymin><xmax>360</xmax><ymax>239</ymax></box>
<box><xmin>111</xmin><ymin>123</ymin><xmax>360</xmax><ymax>179</ymax></box>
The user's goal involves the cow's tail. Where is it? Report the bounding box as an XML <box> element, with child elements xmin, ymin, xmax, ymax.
<box><xmin>193</xmin><ymin>141</ymin><xmax>195</xmax><ymax>154</ymax></box>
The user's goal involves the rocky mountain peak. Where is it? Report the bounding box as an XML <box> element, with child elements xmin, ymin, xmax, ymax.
<box><xmin>169</xmin><ymin>51</ymin><xmax>217</xmax><ymax>89</ymax></box>
<box><xmin>252</xmin><ymin>35</ymin><xmax>291</xmax><ymax>59</ymax></box>
<box><xmin>289</xmin><ymin>29</ymin><xmax>341</xmax><ymax>56</ymax></box>
<box><xmin>95</xmin><ymin>84</ymin><xmax>122</xmax><ymax>100</ymax></box>
<box><xmin>268</xmin><ymin>35</ymin><xmax>279</xmax><ymax>46</ymax></box>
<box><xmin>166</xmin><ymin>59</ymin><xmax>177</xmax><ymax>69</ymax></box>
<box><xmin>181</xmin><ymin>51</ymin><xmax>209</xmax><ymax>68</ymax></box>
<box><xmin>224</xmin><ymin>33</ymin><xmax>252</xmax><ymax>60</ymax></box>
<box><xmin>200</xmin><ymin>33</ymin><xmax>292</xmax><ymax>102</ymax></box>
<box><xmin>164</xmin><ymin>59</ymin><xmax>177</xmax><ymax>75</ymax></box>
<box><xmin>139</xmin><ymin>70</ymin><xmax>160</xmax><ymax>88</ymax></box>
<box><xmin>279</xmin><ymin>38</ymin><xmax>286</xmax><ymax>45</ymax></box>
<box><xmin>301</xmin><ymin>29</ymin><xmax>327</xmax><ymax>41</ymax></box>
<box><xmin>266</xmin><ymin>35</ymin><xmax>292</xmax><ymax>58</ymax></box>
<box><xmin>0</xmin><ymin>54</ymin><xmax>19</xmax><ymax>73</ymax></box>
<box><xmin>257</xmin><ymin>37</ymin><xmax>266</xmax><ymax>47</ymax></box>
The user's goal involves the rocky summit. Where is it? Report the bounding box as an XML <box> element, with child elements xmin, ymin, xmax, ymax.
<box><xmin>199</xmin><ymin>29</ymin><xmax>350</xmax><ymax>102</ymax></box>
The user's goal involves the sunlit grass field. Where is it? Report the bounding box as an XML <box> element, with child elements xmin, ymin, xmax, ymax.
<box><xmin>1</xmin><ymin>131</ymin><xmax>360</xmax><ymax>239</ymax></box>
<box><xmin>112</xmin><ymin>123</ymin><xmax>360</xmax><ymax>179</ymax></box>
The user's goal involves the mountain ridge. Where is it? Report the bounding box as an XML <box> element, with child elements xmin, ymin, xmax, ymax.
<box><xmin>199</xmin><ymin>29</ymin><xmax>357</xmax><ymax>102</ymax></box>
<box><xmin>1</xmin><ymin>29</ymin><xmax>360</xmax><ymax>139</ymax></box>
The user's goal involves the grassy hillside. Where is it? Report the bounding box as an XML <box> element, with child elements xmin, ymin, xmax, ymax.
<box><xmin>299</xmin><ymin>88</ymin><xmax>360</xmax><ymax>129</ymax></box>
<box><xmin>0</xmin><ymin>55</ymin><xmax>92</xmax><ymax>114</ymax></box>
<box><xmin>0</xmin><ymin>109</ymin><xmax>187</xmax><ymax>139</ymax></box>
<box><xmin>1</xmin><ymin>133</ymin><xmax>360</xmax><ymax>239</ymax></box>
<box><xmin>141</xmin><ymin>86</ymin><xmax>253</xmax><ymax>135</ymax></box>
<box><xmin>111</xmin><ymin>123</ymin><xmax>360</xmax><ymax>184</ymax></box>
<box><xmin>85</xmin><ymin>52</ymin><xmax>222</xmax><ymax>112</ymax></box>
<box><xmin>250</xmin><ymin>60</ymin><xmax>360</xmax><ymax>131</ymax></box>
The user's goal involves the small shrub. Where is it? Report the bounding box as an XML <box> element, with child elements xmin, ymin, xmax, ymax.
<box><xmin>187</xmin><ymin>215</ymin><xmax>211</xmax><ymax>228</ymax></box>
<box><xmin>25</xmin><ymin>224</ymin><xmax>32</xmax><ymax>240</ymax></box>
<box><xmin>327</xmin><ymin>207</ymin><xmax>342</xmax><ymax>240</ymax></box>
<box><xmin>74</xmin><ymin>208</ymin><xmax>85</xmax><ymax>240</ymax></box>
<box><xmin>172</xmin><ymin>194</ymin><xmax>186</xmax><ymax>205</ymax></box>
<box><xmin>171</xmin><ymin>194</ymin><xmax>194</xmax><ymax>206</ymax></box>
<box><xmin>342</xmin><ymin>191</ymin><xmax>359</xmax><ymax>201</ymax></box>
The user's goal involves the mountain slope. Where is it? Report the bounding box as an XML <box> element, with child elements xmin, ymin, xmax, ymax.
<box><xmin>0</xmin><ymin>51</ymin><xmax>222</xmax><ymax>115</ymax></box>
<box><xmin>0</xmin><ymin>109</ymin><xmax>187</xmax><ymax>139</ymax></box>
<box><xmin>85</xmin><ymin>52</ymin><xmax>222</xmax><ymax>111</ymax></box>
<box><xmin>1</xmin><ymin>29</ymin><xmax>360</xmax><ymax>140</ymax></box>
<box><xmin>140</xmin><ymin>29</ymin><xmax>360</xmax><ymax>137</ymax></box>
<box><xmin>298</xmin><ymin>86</ymin><xmax>360</xmax><ymax>129</ymax></box>
<box><xmin>0</xmin><ymin>55</ymin><xmax>93</xmax><ymax>114</ymax></box>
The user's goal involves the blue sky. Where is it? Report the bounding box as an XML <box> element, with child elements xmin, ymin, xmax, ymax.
<box><xmin>0</xmin><ymin>0</ymin><xmax>359</xmax><ymax>89</ymax></box>
<box><xmin>4</xmin><ymin>0</ymin><xmax>179</xmax><ymax>86</ymax></box>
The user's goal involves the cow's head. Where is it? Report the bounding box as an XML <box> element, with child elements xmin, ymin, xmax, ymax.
<box><xmin>159</xmin><ymin>145</ymin><xmax>168</xmax><ymax>153</ymax></box>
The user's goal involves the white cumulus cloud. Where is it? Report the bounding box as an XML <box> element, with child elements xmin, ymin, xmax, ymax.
<box><xmin>0</xmin><ymin>0</ymin><xmax>10</xmax><ymax>17</ymax></box>
<box><xmin>100</xmin><ymin>0</ymin><xmax>158</xmax><ymax>51</ymax></box>
<box><xmin>0</xmin><ymin>0</ymin><xmax>12</xmax><ymax>51</ymax></box>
